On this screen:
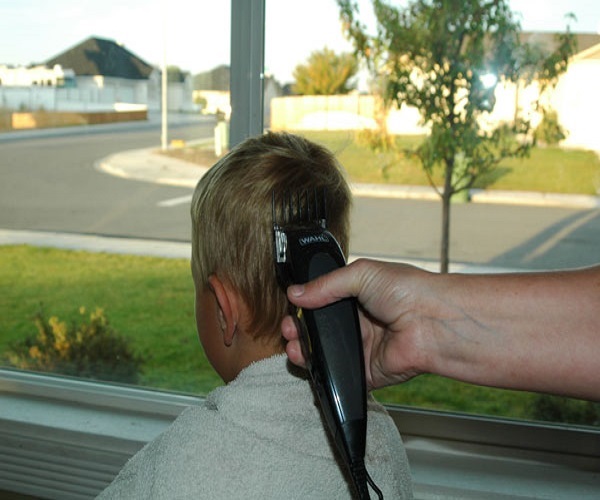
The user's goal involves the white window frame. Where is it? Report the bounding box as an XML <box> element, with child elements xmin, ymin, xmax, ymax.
<box><xmin>2</xmin><ymin>368</ymin><xmax>599</xmax><ymax>499</ymax></box>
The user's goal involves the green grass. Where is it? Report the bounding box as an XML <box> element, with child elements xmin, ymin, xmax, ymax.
<box><xmin>3</xmin><ymin>245</ymin><xmax>597</xmax><ymax>426</ymax></box>
<box><xmin>279</xmin><ymin>131</ymin><xmax>600</xmax><ymax>195</ymax></box>
<box><xmin>168</xmin><ymin>130</ymin><xmax>600</xmax><ymax>193</ymax></box>
<box><xmin>374</xmin><ymin>375</ymin><xmax>535</xmax><ymax>420</ymax></box>
<box><xmin>0</xmin><ymin>245</ymin><xmax>222</xmax><ymax>393</ymax></box>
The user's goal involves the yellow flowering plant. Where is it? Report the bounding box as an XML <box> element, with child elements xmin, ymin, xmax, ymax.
<box><xmin>8</xmin><ymin>305</ymin><xmax>144</xmax><ymax>383</ymax></box>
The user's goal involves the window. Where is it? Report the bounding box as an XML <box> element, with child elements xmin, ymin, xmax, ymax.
<box><xmin>1</xmin><ymin>0</ymin><xmax>599</xmax><ymax>428</ymax></box>
<box><xmin>0</xmin><ymin>0</ymin><xmax>230</xmax><ymax>395</ymax></box>
<box><xmin>262</xmin><ymin>0</ymin><xmax>600</xmax><ymax>429</ymax></box>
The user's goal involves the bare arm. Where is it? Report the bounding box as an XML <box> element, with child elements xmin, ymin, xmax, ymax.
<box><xmin>282</xmin><ymin>259</ymin><xmax>600</xmax><ymax>400</ymax></box>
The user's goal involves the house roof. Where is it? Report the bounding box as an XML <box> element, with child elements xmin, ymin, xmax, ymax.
<box><xmin>193</xmin><ymin>65</ymin><xmax>230</xmax><ymax>91</ymax></box>
<box><xmin>45</xmin><ymin>37</ymin><xmax>154</xmax><ymax>80</ymax></box>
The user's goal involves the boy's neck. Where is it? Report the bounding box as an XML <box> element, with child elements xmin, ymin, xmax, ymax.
<box><xmin>226</xmin><ymin>333</ymin><xmax>285</xmax><ymax>382</ymax></box>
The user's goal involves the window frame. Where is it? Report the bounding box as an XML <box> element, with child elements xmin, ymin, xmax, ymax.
<box><xmin>2</xmin><ymin>367</ymin><xmax>599</xmax><ymax>499</ymax></box>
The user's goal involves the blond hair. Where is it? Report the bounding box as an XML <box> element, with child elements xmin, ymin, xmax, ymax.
<box><xmin>191</xmin><ymin>132</ymin><xmax>352</xmax><ymax>339</ymax></box>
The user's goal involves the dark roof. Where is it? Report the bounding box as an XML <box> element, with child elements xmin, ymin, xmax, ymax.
<box><xmin>193</xmin><ymin>65</ymin><xmax>230</xmax><ymax>91</ymax></box>
<box><xmin>45</xmin><ymin>37</ymin><xmax>154</xmax><ymax>80</ymax></box>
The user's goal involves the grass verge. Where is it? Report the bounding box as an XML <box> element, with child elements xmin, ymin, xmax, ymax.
<box><xmin>0</xmin><ymin>245</ymin><xmax>221</xmax><ymax>393</ymax></box>
<box><xmin>165</xmin><ymin>131</ymin><xmax>600</xmax><ymax>195</ymax></box>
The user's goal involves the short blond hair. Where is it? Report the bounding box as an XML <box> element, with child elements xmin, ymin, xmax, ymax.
<box><xmin>191</xmin><ymin>132</ymin><xmax>352</xmax><ymax>339</ymax></box>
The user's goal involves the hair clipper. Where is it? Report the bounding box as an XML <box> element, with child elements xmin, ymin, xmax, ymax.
<box><xmin>273</xmin><ymin>190</ymin><xmax>379</xmax><ymax>499</ymax></box>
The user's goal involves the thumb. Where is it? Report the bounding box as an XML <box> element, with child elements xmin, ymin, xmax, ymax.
<box><xmin>287</xmin><ymin>260</ymin><xmax>365</xmax><ymax>309</ymax></box>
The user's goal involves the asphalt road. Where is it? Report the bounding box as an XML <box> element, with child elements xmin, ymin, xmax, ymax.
<box><xmin>1</xmin><ymin>119</ymin><xmax>599</xmax><ymax>271</ymax></box>
<box><xmin>0</xmin><ymin>116</ymin><xmax>213</xmax><ymax>242</ymax></box>
<box><xmin>351</xmin><ymin>197</ymin><xmax>600</xmax><ymax>270</ymax></box>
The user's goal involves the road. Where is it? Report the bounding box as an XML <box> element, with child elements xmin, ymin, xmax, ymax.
<box><xmin>1</xmin><ymin>119</ymin><xmax>599</xmax><ymax>271</ymax></box>
<box><xmin>351</xmin><ymin>197</ymin><xmax>600</xmax><ymax>270</ymax></box>
<box><xmin>0</xmin><ymin>115</ymin><xmax>213</xmax><ymax>242</ymax></box>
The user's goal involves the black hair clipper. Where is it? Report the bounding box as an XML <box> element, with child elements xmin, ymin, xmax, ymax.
<box><xmin>273</xmin><ymin>190</ymin><xmax>381</xmax><ymax>500</ymax></box>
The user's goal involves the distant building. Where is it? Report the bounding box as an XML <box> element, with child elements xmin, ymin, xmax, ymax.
<box><xmin>44</xmin><ymin>36</ymin><xmax>156</xmax><ymax>108</ymax></box>
<box><xmin>486</xmin><ymin>32</ymin><xmax>600</xmax><ymax>150</ymax></box>
<box><xmin>192</xmin><ymin>65</ymin><xmax>283</xmax><ymax>122</ymax></box>
<box><xmin>0</xmin><ymin>36</ymin><xmax>193</xmax><ymax>112</ymax></box>
<box><xmin>0</xmin><ymin>64</ymin><xmax>75</xmax><ymax>87</ymax></box>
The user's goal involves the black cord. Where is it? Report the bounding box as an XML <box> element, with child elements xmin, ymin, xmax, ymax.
<box><xmin>350</xmin><ymin>461</ymin><xmax>384</xmax><ymax>500</ymax></box>
<box><xmin>350</xmin><ymin>462</ymin><xmax>370</xmax><ymax>500</ymax></box>
<box><xmin>366</xmin><ymin>468</ymin><xmax>384</xmax><ymax>500</ymax></box>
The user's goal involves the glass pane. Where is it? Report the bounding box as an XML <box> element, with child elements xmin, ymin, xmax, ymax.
<box><xmin>2</xmin><ymin>0</ymin><xmax>599</xmax><ymax>432</ymax></box>
<box><xmin>0</xmin><ymin>0</ymin><xmax>230</xmax><ymax>394</ymax></box>
<box><xmin>263</xmin><ymin>0</ymin><xmax>600</xmax><ymax>428</ymax></box>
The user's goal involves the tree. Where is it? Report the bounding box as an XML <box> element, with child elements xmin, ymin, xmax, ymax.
<box><xmin>293</xmin><ymin>47</ymin><xmax>358</xmax><ymax>95</ymax></box>
<box><xmin>338</xmin><ymin>0</ymin><xmax>577</xmax><ymax>272</ymax></box>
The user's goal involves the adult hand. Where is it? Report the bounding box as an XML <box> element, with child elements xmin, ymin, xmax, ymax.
<box><xmin>281</xmin><ymin>259</ymin><xmax>433</xmax><ymax>391</ymax></box>
<box><xmin>282</xmin><ymin>259</ymin><xmax>600</xmax><ymax>400</ymax></box>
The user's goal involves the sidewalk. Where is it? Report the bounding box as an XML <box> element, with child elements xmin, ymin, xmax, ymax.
<box><xmin>95</xmin><ymin>145</ymin><xmax>600</xmax><ymax>209</ymax></box>
<box><xmin>0</xmin><ymin>228</ymin><xmax>523</xmax><ymax>274</ymax></box>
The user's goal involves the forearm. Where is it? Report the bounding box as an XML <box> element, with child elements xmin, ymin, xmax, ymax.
<box><xmin>425</xmin><ymin>266</ymin><xmax>600</xmax><ymax>400</ymax></box>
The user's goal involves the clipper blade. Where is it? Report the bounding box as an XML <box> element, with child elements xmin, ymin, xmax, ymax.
<box><xmin>272</xmin><ymin>188</ymin><xmax>327</xmax><ymax>230</ymax></box>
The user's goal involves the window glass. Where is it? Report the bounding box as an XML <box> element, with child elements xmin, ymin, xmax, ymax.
<box><xmin>1</xmin><ymin>0</ymin><xmax>598</xmax><ymax>431</ymax></box>
<box><xmin>263</xmin><ymin>0</ymin><xmax>600</xmax><ymax>428</ymax></box>
<box><xmin>0</xmin><ymin>0</ymin><xmax>229</xmax><ymax>393</ymax></box>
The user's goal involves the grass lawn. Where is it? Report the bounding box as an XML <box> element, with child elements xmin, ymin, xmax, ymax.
<box><xmin>167</xmin><ymin>131</ymin><xmax>600</xmax><ymax>195</ymax></box>
<box><xmin>302</xmin><ymin>131</ymin><xmax>600</xmax><ymax>194</ymax></box>
<box><xmin>3</xmin><ymin>245</ymin><xmax>598</xmax><ymax>426</ymax></box>
<box><xmin>0</xmin><ymin>245</ymin><xmax>222</xmax><ymax>393</ymax></box>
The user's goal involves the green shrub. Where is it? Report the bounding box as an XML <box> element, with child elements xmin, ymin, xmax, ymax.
<box><xmin>531</xmin><ymin>394</ymin><xmax>600</xmax><ymax>427</ymax></box>
<box><xmin>7</xmin><ymin>306</ymin><xmax>144</xmax><ymax>384</ymax></box>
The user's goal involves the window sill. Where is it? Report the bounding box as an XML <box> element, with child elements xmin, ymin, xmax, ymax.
<box><xmin>1</xmin><ymin>369</ymin><xmax>599</xmax><ymax>499</ymax></box>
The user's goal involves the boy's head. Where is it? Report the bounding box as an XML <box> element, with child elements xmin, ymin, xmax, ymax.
<box><xmin>191</xmin><ymin>132</ymin><xmax>351</xmax><ymax>368</ymax></box>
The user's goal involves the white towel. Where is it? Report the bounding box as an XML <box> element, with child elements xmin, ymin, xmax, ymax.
<box><xmin>97</xmin><ymin>354</ymin><xmax>413</xmax><ymax>499</ymax></box>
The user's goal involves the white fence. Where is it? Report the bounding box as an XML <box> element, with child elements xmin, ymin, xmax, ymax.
<box><xmin>270</xmin><ymin>94</ymin><xmax>429</xmax><ymax>135</ymax></box>
<box><xmin>269</xmin><ymin>71</ymin><xmax>600</xmax><ymax>153</ymax></box>
<box><xmin>0</xmin><ymin>83</ymin><xmax>193</xmax><ymax>113</ymax></box>
<box><xmin>1</xmin><ymin>86</ymin><xmax>126</xmax><ymax>112</ymax></box>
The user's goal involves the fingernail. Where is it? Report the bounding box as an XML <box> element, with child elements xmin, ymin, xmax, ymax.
<box><xmin>289</xmin><ymin>284</ymin><xmax>305</xmax><ymax>297</ymax></box>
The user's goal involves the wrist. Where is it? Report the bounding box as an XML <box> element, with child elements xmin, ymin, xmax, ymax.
<box><xmin>417</xmin><ymin>272</ymin><xmax>485</xmax><ymax>380</ymax></box>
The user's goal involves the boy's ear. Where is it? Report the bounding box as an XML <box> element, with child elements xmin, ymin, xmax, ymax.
<box><xmin>208</xmin><ymin>274</ymin><xmax>238</xmax><ymax>347</ymax></box>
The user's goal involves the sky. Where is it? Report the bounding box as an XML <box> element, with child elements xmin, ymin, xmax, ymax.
<box><xmin>0</xmin><ymin>0</ymin><xmax>598</xmax><ymax>85</ymax></box>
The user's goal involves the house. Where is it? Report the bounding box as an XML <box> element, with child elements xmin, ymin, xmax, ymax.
<box><xmin>0</xmin><ymin>36</ymin><xmax>194</xmax><ymax>113</ymax></box>
<box><xmin>193</xmin><ymin>65</ymin><xmax>232</xmax><ymax>117</ymax></box>
<box><xmin>487</xmin><ymin>32</ymin><xmax>600</xmax><ymax>151</ymax></box>
<box><xmin>193</xmin><ymin>64</ymin><xmax>284</xmax><ymax>123</ymax></box>
<box><xmin>0</xmin><ymin>64</ymin><xmax>76</xmax><ymax>87</ymax></box>
<box><xmin>44</xmin><ymin>36</ymin><xmax>156</xmax><ymax>108</ymax></box>
<box><xmin>547</xmin><ymin>36</ymin><xmax>600</xmax><ymax>150</ymax></box>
